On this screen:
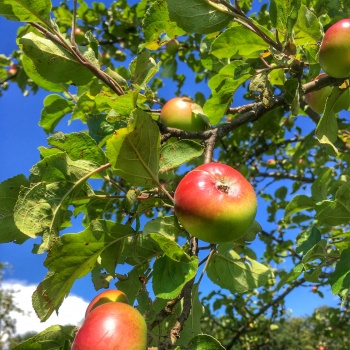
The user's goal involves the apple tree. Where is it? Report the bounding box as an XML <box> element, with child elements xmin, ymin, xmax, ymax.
<box><xmin>0</xmin><ymin>0</ymin><xmax>350</xmax><ymax>349</ymax></box>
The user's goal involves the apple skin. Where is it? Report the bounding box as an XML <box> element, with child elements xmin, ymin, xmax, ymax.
<box><xmin>160</xmin><ymin>97</ymin><xmax>209</xmax><ymax>132</ymax></box>
<box><xmin>71</xmin><ymin>302</ymin><xmax>147</xmax><ymax>350</ymax></box>
<box><xmin>85</xmin><ymin>289</ymin><xmax>129</xmax><ymax>317</ymax></box>
<box><xmin>319</xmin><ymin>19</ymin><xmax>350</xmax><ymax>78</ymax></box>
<box><xmin>305</xmin><ymin>73</ymin><xmax>350</xmax><ymax>113</ymax></box>
<box><xmin>174</xmin><ymin>162</ymin><xmax>257</xmax><ymax>244</ymax></box>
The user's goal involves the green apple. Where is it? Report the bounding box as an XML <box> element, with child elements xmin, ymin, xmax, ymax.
<box><xmin>174</xmin><ymin>162</ymin><xmax>257</xmax><ymax>244</ymax></box>
<box><xmin>305</xmin><ymin>73</ymin><xmax>350</xmax><ymax>113</ymax></box>
<box><xmin>319</xmin><ymin>19</ymin><xmax>350</xmax><ymax>78</ymax></box>
<box><xmin>72</xmin><ymin>302</ymin><xmax>147</xmax><ymax>350</ymax></box>
<box><xmin>85</xmin><ymin>289</ymin><xmax>129</xmax><ymax>317</ymax></box>
<box><xmin>160</xmin><ymin>97</ymin><xmax>210</xmax><ymax>132</ymax></box>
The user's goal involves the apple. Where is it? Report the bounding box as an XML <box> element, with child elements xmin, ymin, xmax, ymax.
<box><xmin>312</xmin><ymin>286</ymin><xmax>318</xmax><ymax>292</ymax></box>
<box><xmin>166</xmin><ymin>39</ymin><xmax>179</xmax><ymax>55</ymax></box>
<box><xmin>73</xmin><ymin>27</ymin><xmax>85</xmax><ymax>44</ymax></box>
<box><xmin>160</xmin><ymin>97</ymin><xmax>210</xmax><ymax>132</ymax></box>
<box><xmin>174</xmin><ymin>162</ymin><xmax>257</xmax><ymax>244</ymax></box>
<box><xmin>305</xmin><ymin>73</ymin><xmax>350</xmax><ymax>113</ymax></box>
<box><xmin>71</xmin><ymin>302</ymin><xmax>147</xmax><ymax>350</ymax></box>
<box><xmin>85</xmin><ymin>289</ymin><xmax>129</xmax><ymax>317</ymax></box>
<box><xmin>266</xmin><ymin>159</ymin><xmax>277</xmax><ymax>167</ymax></box>
<box><xmin>7</xmin><ymin>64</ymin><xmax>17</xmax><ymax>76</ymax></box>
<box><xmin>319</xmin><ymin>19</ymin><xmax>350</xmax><ymax>78</ymax></box>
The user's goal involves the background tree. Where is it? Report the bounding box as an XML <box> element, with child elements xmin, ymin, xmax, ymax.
<box><xmin>0</xmin><ymin>263</ymin><xmax>24</xmax><ymax>349</ymax></box>
<box><xmin>0</xmin><ymin>0</ymin><xmax>349</xmax><ymax>349</ymax></box>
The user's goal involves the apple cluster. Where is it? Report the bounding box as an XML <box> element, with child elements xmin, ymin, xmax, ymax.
<box><xmin>71</xmin><ymin>290</ymin><xmax>147</xmax><ymax>350</ymax></box>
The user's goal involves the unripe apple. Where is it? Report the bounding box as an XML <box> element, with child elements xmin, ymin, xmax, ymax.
<box><xmin>319</xmin><ymin>19</ymin><xmax>350</xmax><ymax>78</ymax></box>
<box><xmin>160</xmin><ymin>97</ymin><xmax>210</xmax><ymax>132</ymax></box>
<box><xmin>85</xmin><ymin>289</ymin><xmax>129</xmax><ymax>317</ymax></box>
<box><xmin>266</xmin><ymin>159</ymin><xmax>277</xmax><ymax>167</ymax></box>
<box><xmin>71</xmin><ymin>302</ymin><xmax>147</xmax><ymax>350</ymax></box>
<box><xmin>166</xmin><ymin>39</ymin><xmax>179</xmax><ymax>55</ymax></box>
<box><xmin>174</xmin><ymin>162</ymin><xmax>257</xmax><ymax>244</ymax></box>
<box><xmin>305</xmin><ymin>73</ymin><xmax>350</xmax><ymax>113</ymax></box>
<box><xmin>73</xmin><ymin>27</ymin><xmax>85</xmax><ymax>44</ymax></box>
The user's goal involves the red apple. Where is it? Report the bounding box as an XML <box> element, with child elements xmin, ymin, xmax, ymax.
<box><xmin>160</xmin><ymin>97</ymin><xmax>210</xmax><ymax>132</ymax></box>
<box><xmin>7</xmin><ymin>64</ymin><xmax>17</xmax><ymax>76</ymax></box>
<box><xmin>312</xmin><ymin>286</ymin><xmax>318</xmax><ymax>292</ymax></box>
<box><xmin>319</xmin><ymin>19</ymin><xmax>350</xmax><ymax>78</ymax></box>
<box><xmin>305</xmin><ymin>73</ymin><xmax>350</xmax><ymax>113</ymax></box>
<box><xmin>85</xmin><ymin>289</ymin><xmax>129</xmax><ymax>317</ymax></box>
<box><xmin>174</xmin><ymin>162</ymin><xmax>257</xmax><ymax>244</ymax></box>
<box><xmin>72</xmin><ymin>302</ymin><xmax>147</xmax><ymax>350</ymax></box>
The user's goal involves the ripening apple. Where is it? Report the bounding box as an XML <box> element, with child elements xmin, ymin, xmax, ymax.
<box><xmin>319</xmin><ymin>19</ymin><xmax>350</xmax><ymax>78</ymax></box>
<box><xmin>166</xmin><ymin>39</ymin><xmax>179</xmax><ymax>55</ymax></box>
<box><xmin>71</xmin><ymin>302</ymin><xmax>147</xmax><ymax>350</ymax></box>
<box><xmin>174</xmin><ymin>162</ymin><xmax>257</xmax><ymax>244</ymax></box>
<box><xmin>85</xmin><ymin>289</ymin><xmax>129</xmax><ymax>317</ymax></box>
<box><xmin>160</xmin><ymin>97</ymin><xmax>210</xmax><ymax>132</ymax></box>
<box><xmin>305</xmin><ymin>73</ymin><xmax>350</xmax><ymax>113</ymax></box>
<box><xmin>73</xmin><ymin>27</ymin><xmax>85</xmax><ymax>44</ymax></box>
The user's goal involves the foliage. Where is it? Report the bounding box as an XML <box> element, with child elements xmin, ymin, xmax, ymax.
<box><xmin>0</xmin><ymin>0</ymin><xmax>350</xmax><ymax>349</ymax></box>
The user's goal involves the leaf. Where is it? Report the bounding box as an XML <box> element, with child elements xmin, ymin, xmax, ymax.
<box><xmin>277</xmin><ymin>263</ymin><xmax>304</xmax><ymax>290</ymax></box>
<box><xmin>0</xmin><ymin>0</ymin><xmax>51</xmax><ymax>23</ymax></box>
<box><xmin>296</xmin><ymin>226</ymin><xmax>321</xmax><ymax>255</ymax></box>
<box><xmin>19</xmin><ymin>32</ymin><xmax>95</xmax><ymax>86</ymax></box>
<box><xmin>47</xmin><ymin>132</ymin><xmax>107</xmax><ymax>166</ymax></box>
<box><xmin>203</xmin><ymin>61</ymin><xmax>254</xmax><ymax>125</ymax></box>
<box><xmin>106</xmin><ymin>109</ymin><xmax>160</xmax><ymax>188</ymax></box>
<box><xmin>166</xmin><ymin>0</ymin><xmax>232</xmax><ymax>34</ymax></box>
<box><xmin>0</xmin><ymin>175</ymin><xmax>30</xmax><ymax>244</ymax></box>
<box><xmin>302</xmin><ymin>239</ymin><xmax>327</xmax><ymax>264</ymax></box>
<box><xmin>149</xmin><ymin>233</ymin><xmax>188</xmax><ymax>261</ymax></box>
<box><xmin>143</xmin><ymin>215</ymin><xmax>183</xmax><ymax>237</ymax></box>
<box><xmin>186</xmin><ymin>334</ymin><xmax>225</xmax><ymax>350</ymax></box>
<box><xmin>329</xmin><ymin>247</ymin><xmax>350</xmax><ymax>300</ymax></box>
<box><xmin>294</xmin><ymin>4</ymin><xmax>323</xmax><ymax>45</ymax></box>
<box><xmin>142</xmin><ymin>0</ymin><xmax>186</xmax><ymax>50</ymax></box>
<box><xmin>316</xmin><ymin>87</ymin><xmax>342</xmax><ymax>154</ymax></box>
<box><xmin>153</xmin><ymin>254</ymin><xmax>198</xmax><ymax>299</ymax></box>
<box><xmin>210</xmin><ymin>23</ymin><xmax>270</xmax><ymax>59</ymax></box>
<box><xmin>311</xmin><ymin>168</ymin><xmax>334</xmax><ymax>202</ymax></box>
<box><xmin>207</xmin><ymin>251</ymin><xmax>272</xmax><ymax>293</ymax></box>
<box><xmin>284</xmin><ymin>194</ymin><xmax>315</xmax><ymax>220</ymax></box>
<box><xmin>39</xmin><ymin>95</ymin><xmax>75</xmax><ymax>134</ymax></box>
<box><xmin>270</xmin><ymin>0</ymin><xmax>301</xmax><ymax>38</ymax></box>
<box><xmin>316</xmin><ymin>181</ymin><xmax>350</xmax><ymax>225</ymax></box>
<box><xmin>10</xmin><ymin>324</ymin><xmax>76</xmax><ymax>350</ymax></box>
<box><xmin>160</xmin><ymin>140</ymin><xmax>204</xmax><ymax>173</ymax></box>
<box><xmin>129</xmin><ymin>51</ymin><xmax>161</xmax><ymax>90</ymax></box>
<box><xmin>32</xmin><ymin>220</ymin><xmax>134</xmax><ymax>321</ymax></box>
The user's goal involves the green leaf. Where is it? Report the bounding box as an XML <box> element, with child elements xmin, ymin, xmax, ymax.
<box><xmin>0</xmin><ymin>175</ymin><xmax>30</xmax><ymax>244</ymax></box>
<box><xmin>186</xmin><ymin>334</ymin><xmax>225</xmax><ymax>350</ymax></box>
<box><xmin>296</xmin><ymin>226</ymin><xmax>321</xmax><ymax>255</ymax></box>
<box><xmin>294</xmin><ymin>4</ymin><xmax>323</xmax><ymax>45</ymax></box>
<box><xmin>10</xmin><ymin>324</ymin><xmax>76</xmax><ymax>350</ymax></box>
<box><xmin>277</xmin><ymin>263</ymin><xmax>304</xmax><ymax>290</ymax></box>
<box><xmin>207</xmin><ymin>251</ymin><xmax>272</xmax><ymax>293</ymax></box>
<box><xmin>203</xmin><ymin>61</ymin><xmax>254</xmax><ymax>125</ymax></box>
<box><xmin>316</xmin><ymin>181</ymin><xmax>350</xmax><ymax>226</ymax></box>
<box><xmin>153</xmin><ymin>254</ymin><xmax>198</xmax><ymax>299</ymax></box>
<box><xmin>210</xmin><ymin>23</ymin><xmax>269</xmax><ymax>59</ymax></box>
<box><xmin>316</xmin><ymin>87</ymin><xmax>342</xmax><ymax>154</ymax></box>
<box><xmin>270</xmin><ymin>0</ymin><xmax>301</xmax><ymax>39</ymax></box>
<box><xmin>142</xmin><ymin>0</ymin><xmax>186</xmax><ymax>50</ymax></box>
<box><xmin>19</xmin><ymin>32</ymin><xmax>95</xmax><ymax>87</ymax></box>
<box><xmin>166</xmin><ymin>0</ymin><xmax>232</xmax><ymax>34</ymax></box>
<box><xmin>106</xmin><ymin>109</ymin><xmax>160</xmax><ymax>188</ymax></box>
<box><xmin>311</xmin><ymin>168</ymin><xmax>334</xmax><ymax>202</ymax></box>
<box><xmin>150</xmin><ymin>233</ymin><xmax>188</xmax><ymax>262</ymax></box>
<box><xmin>143</xmin><ymin>215</ymin><xmax>183</xmax><ymax>237</ymax></box>
<box><xmin>39</xmin><ymin>95</ymin><xmax>75</xmax><ymax>134</ymax></box>
<box><xmin>160</xmin><ymin>140</ymin><xmax>204</xmax><ymax>173</ymax></box>
<box><xmin>302</xmin><ymin>239</ymin><xmax>327</xmax><ymax>264</ymax></box>
<box><xmin>47</xmin><ymin>132</ymin><xmax>107</xmax><ymax>166</ymax></box>
<box><xmin>329</xmin><ymin>247</ymin><xmax>350</xmax><ymax>300</ymax></box>
<box><xmin>284</xmin><ymin>194</ymin><xmax>315</xmax><ymax>220</ymax></box>
<box><xmin>0</xmin><ymin>0</ymin><xmax>51</xmax><ymax>23</ymax></box>
<box><xmin>32</xmin><ymin>220</ymin><xmax>134</xmax><ymax>321</ymax></box>
<box><xmin>130</xmin><ymin>51</ymin><xmax>161</xmax><ymax>90</ymax></box>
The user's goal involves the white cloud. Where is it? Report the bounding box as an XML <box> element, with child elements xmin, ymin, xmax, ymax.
<box><xmin>2</xmin><ymin>280</ymin><xmax>89</xmax><ymax>335</ymax></box>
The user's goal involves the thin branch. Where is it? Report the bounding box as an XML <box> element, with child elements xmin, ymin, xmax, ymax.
<box><xmin>255</xmin><ymin>171</ymin><xmax>314</xmax><ymax>183</ymax></box>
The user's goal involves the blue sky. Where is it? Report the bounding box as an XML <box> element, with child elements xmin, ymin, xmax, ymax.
<box><xmin>0</xmin><ymin>0</ymin><xmax>341</xmax><ymax>337</ymax></box>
